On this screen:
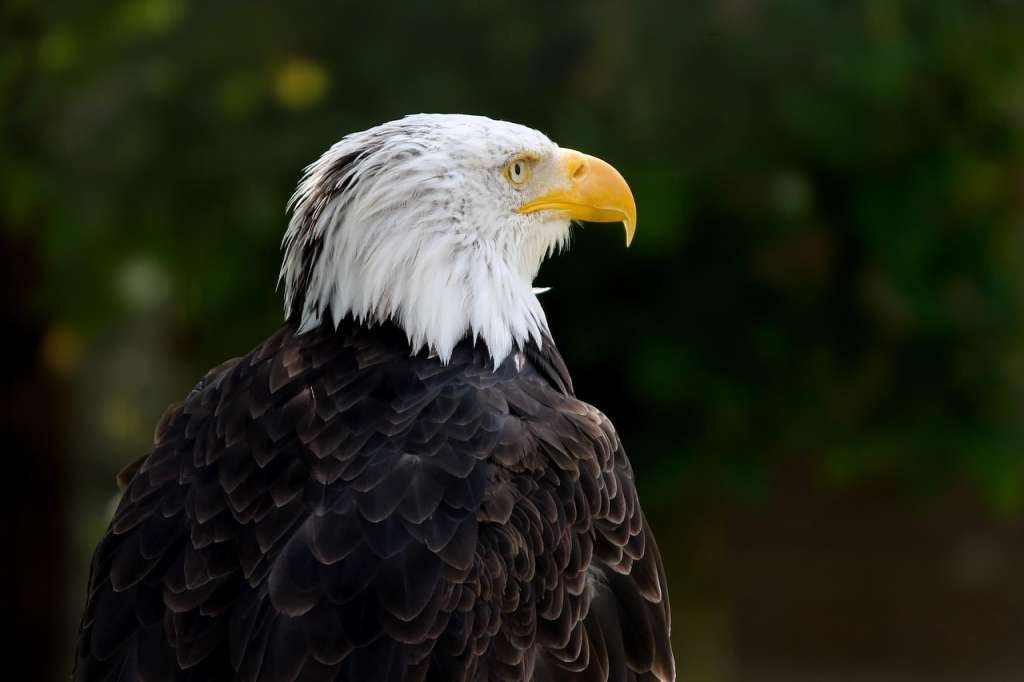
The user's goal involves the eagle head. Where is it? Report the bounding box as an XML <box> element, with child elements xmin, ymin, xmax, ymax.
<box><xmin>279</xmin><ymin>113</ymin><xmax>636</xmax><ymax>365</ymax></box>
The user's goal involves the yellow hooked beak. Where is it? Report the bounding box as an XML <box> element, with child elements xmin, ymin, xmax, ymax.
<box><xmin>516</xmin><ymin>149</ymin><xmax>637</xmax><ymax>246</ymax></box>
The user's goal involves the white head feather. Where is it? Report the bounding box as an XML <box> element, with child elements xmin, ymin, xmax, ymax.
<box><xmin>279</xmin><ymin>114</ymin><xmax>572</xmax><ymax>365</ymax></box>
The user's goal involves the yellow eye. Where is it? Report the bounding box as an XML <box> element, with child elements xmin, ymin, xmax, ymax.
<box><xmin>505</xmin><ymin>156</ymin><xmax>531</xmax><ymax>186</ymax></box>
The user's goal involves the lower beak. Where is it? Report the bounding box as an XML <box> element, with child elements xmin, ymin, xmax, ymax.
<box><xmin>516</xmin><ymin>149</ymin><xmax>637</xmax><ymax>246</ymax></box>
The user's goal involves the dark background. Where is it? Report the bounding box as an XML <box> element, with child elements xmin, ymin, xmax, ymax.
<box><xmin>5</xmin><ymin>1</ymin><xmax>1024</xmax><ymax>680</ymax></box>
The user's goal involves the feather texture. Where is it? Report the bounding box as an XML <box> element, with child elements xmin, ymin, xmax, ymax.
<box><xmin>278</xmin><ymin>114</ymin><xmax>572</xmax><ymax>366</ymax></box>
<box><xmin>74</xmin><ymin>318</ymin><xmax>674</xmax><ymax>681</ymax></box>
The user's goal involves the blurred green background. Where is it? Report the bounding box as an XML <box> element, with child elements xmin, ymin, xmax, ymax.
<box><xmin>5</xmin><ymin>0</ymin><xmax>1024</xmax><ymax>680</ymax></box>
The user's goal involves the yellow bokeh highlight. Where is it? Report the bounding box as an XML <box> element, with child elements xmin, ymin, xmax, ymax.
<box><xmin>273</xmin><ymin>58</ymin><xmax>330</xmax><ymax>111</ymax></box>
<box><xmin>40</xmin><ymin>323</ymin><xmax>83</xmax><ymax>375</ymax></box>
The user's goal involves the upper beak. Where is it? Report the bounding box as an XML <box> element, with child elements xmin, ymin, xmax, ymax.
<box><xmin>516</xmin><ymin>148</ymin><xmax>637</xmax><ymax>246</ymax></box>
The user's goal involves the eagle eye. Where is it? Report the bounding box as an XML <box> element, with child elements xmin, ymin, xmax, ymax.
<box><xmin>504</xmin><ymin>156</ymin><xmax>532</xmax><ymax>187</ymax></box>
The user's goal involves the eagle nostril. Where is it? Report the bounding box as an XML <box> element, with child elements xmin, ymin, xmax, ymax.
<box><xmin>570</xmin><ymin>158</ymin><xmax>588</xmax><ymax>182</ymax></box>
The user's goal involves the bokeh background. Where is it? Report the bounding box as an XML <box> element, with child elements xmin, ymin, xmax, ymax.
<box><xmin>5</xmin><ymin>1</ymin><xmax>1024</xmax><ymax>680</ymax></box>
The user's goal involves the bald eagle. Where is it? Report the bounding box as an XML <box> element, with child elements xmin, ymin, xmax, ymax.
<box><xmin>74</xmin><ymin>114</ymin><xmax>675</xmax><ymax>682</ymax></box>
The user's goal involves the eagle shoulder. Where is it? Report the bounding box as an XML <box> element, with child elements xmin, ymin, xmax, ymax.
<box><xmin>74</xmin><ymin>320</ymin><xmax>674</xmax><ymax>682</ymax></box>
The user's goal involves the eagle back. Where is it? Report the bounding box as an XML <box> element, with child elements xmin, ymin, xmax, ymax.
<box><xmin>74</xmin><ymin>318</ymin><xmax>673</xmax><ymax>682</ymax></box>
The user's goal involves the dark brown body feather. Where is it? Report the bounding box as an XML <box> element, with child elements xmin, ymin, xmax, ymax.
<box><xmin>74</xmin><ymin>318</ymin><xmax>674</xmax><ymax>681</ymax></box>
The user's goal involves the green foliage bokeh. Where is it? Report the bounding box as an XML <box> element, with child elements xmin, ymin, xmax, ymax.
<box><xmin>5</xmin><ymin>0</ymin><xmax>1024</xmax><ymax>510</ymax></box>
